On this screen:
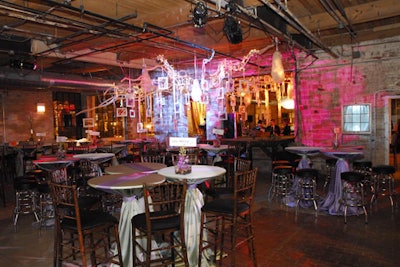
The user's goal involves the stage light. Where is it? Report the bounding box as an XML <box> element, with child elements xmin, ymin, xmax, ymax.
<box><xmin>223</xmin><ymin>15</ymin><xmax>242</xmax><ymax>44</ymax></box>
<box><xmin>10</xmin><ymin>59</ymin><xmax>37</xmax><ymax>70</ymax></box>
<box><xmin>193</xmin><ymin>2</ymin><xmax>208</xmax><ymax>28</ymax></box>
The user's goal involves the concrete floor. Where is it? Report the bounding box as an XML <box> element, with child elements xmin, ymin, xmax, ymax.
<box><xmin>0</xmin><ymin>150</ymin><xmax>399</xmax><ymax>267</ymax></box>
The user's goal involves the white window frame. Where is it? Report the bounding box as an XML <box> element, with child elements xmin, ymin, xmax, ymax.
<box><xmin>342</xmin><ymin>104</ymin><xmax>371</xmax><ymax>134</ymax></box>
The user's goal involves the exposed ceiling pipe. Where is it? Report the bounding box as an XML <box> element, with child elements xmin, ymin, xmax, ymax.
<box><xmin>319</xmin><ymin>0</ymin><xmax>357</xmax><ymax>40</ymax></box>
<box><xmin>260</xmin><ymin>0</ymin><xmax>338</xmax><ymax>58</ymax></box>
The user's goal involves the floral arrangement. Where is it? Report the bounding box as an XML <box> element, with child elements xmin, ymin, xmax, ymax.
<box><xmin>175</xmin><ymin>146</ymin><xmax>192</xmax><ymax>174</ymax></box>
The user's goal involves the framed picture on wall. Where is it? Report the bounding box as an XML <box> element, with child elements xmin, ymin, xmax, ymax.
<box><xmin>116</xmin><ymin>108</ymin><xmax>128</xmax><ymax>117</ymax></box>
<box><xmin>83</xmin><ymin>118</ymin><xmax>94</xmax><ymax>128</ymax></box>
<box><xmin>218</xmin><ymin>112</ymin><xmax>227</xmax><ymax>120</ymax></box>
<box><xmin>129</xmin><ymin>109</ymin><xmax>135</xmax><ymax>118</ymax></box>
<box><xmin>126</xmin><ymin>96</ymin><xmax>135</xmax><ymax>107</ymax></box>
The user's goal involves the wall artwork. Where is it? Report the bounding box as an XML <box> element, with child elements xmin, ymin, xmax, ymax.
<box><xmin>83</xmin><ymin>118</ymin><xmax>94</xmax><ymax>128</ymax></box>
<box><xmin>116</xmin><ymin>107</ymin><xmax>128</xmax><ymax>117</ymax></box>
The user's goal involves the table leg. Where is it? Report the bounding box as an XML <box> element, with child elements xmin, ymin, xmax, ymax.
<box><xmin>320</xmin><ymin>158</ymin><xmax>349</xmax><ymax>215</ymax></box>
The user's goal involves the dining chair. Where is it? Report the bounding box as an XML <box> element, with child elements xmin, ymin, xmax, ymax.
<box><xmin>171</xmin><ymin>152</ymin><xmax>199</xmax><ymax>166</ymax></box>
<box><xmin>49</xmin><ymin>181</ymin><xmax>123</xmax><ymax>267</ymax></box>
<box><xmin>141</xmin><ymin>154</ymin><xmax>166</xmax><ymax>164</ymax></box>
<box><xmin>199</xmin><ymin>168</ymin><xmax>258</xmax><ymax>266</ymax></box>
<box><xmin>205</xmin><ymin>157</ymin><xmax>252</xmax><ymax>201</ymax></box>
<box><xmin>131</xmin><ymin>180</ymin><xmax>189</xmax><ymax>267</ymax></box>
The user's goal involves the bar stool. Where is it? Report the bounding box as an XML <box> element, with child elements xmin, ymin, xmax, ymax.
<box><xmin>324</xmin><ymin>158</ymin><xmax>337</xmax><ymax>192</ymax></box>
<box><xmin>371</xmin><ymin>165</ymin><xmax>397</xmax><ymax>211</ymax></box>
<box><xmin>268</xmin><ymin>165</ymin><xmax>294</xmax><ymax>203</ymax></box>
<box><xmin>295</xmin><ymin>168</ymin><xmax>319</xmax><ymax>217</ymax></box>
<box><xmin>353</xmin><ymin>160</ymin><xmax>373</xmax><ymax>192</ymax></box>
<box><xmin>13</xmin><ymin>175</ymin><xmax>39</xmax><ymax>227</ymax></box>
<box><xmin>339</xmin><ymin>171</ymin><xmax>368</xmax><ymax>224</ymax></box>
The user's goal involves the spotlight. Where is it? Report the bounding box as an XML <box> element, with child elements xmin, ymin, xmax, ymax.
<box><xmin>10</xmin><ymin>59</ymin><xmax>37</xmax><ymax>70</ymax></box>
<box><xmin>193</xmin><ymin>2</ymin><xmax>208</xmax><ymax>28</ymax></box>
<box><xmin>223</xmin><ymin>15</ymin><xmax>242</xmax><ymax>44</ymax></box>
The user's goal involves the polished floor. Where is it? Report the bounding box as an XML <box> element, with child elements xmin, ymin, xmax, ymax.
<box><xmin>0</xmin><ymin>151</ymin><xmax>399</xmax><ymax>267</ymax></box>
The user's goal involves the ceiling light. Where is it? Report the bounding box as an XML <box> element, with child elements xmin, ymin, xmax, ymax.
<box><xmin>223</xmin><ymin>15</ymin><xmax>242</xmax><ymax>44</ymax></box>
<box><xmin>193</xmin><ymin>2</ymin><xmax>208</xmax><ymax>28</ymax></box>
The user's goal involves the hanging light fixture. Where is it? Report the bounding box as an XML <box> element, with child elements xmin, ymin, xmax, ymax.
<box><xmin>191</xmin><ymin>55</ymin><xmax>202</xmax><ymax>102</ymax></box>
<box><xmin>223</xmin><ymin>15</ymin><xmax>242</xmax><ymax>44</ymax></box>
<box><xmin>271</xmin><ymin>38</ymin><xmax>285</xmax><ymax>83</ymax></box>
<box><xmin>193</xmin><ymin>1</ymin><xmax>208</xmax><ymax>28</ymax></box>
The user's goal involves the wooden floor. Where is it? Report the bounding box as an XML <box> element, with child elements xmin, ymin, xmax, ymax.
<box><xmin>0</xmin><ymin>151</ymin><xmax>399</xmax><ymax>267</ymax></box>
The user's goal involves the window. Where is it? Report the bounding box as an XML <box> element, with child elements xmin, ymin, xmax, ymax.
<box><xmin>342</xmin><ymin>104</ymin><xmax>371</xmax><ymax>134</ymax></box>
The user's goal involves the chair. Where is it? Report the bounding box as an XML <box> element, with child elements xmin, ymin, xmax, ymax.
<box><xmin>295</xmin><ymin>168</ymin><xmax>319</xmax><ymax>217</ymax></box>
<box><xmin>49</xmin><ymin>181</ymin><xmax>123</xmax><ymax>267</ymax></box>
<box><xmin>141</xmin><ymin>154</ymin><xmax>166</xmax><ymax>164</ymax></box>
<box><xmin>171</xmin><ymin>152</ymin><xmax>199</xmax><ymax>166</ymax></box>
<box><xmin>371</xmin><ymin>165</ymin><xmax>397</xmax><ymax>211</ymax></box>
<box><xmin>206</xmin><ymin>157</ymin><xmax>252</xmax><ymax>200</ymax></box>
<box><xmin>339</xmin><ymin>171</ymin><xmax>368</xmax><ymax>224</ymax></box>
<box><xmin>199</xmin><ymin>168</ymin><xmax>258</xmax><ymax>266</ymax></box>
<box><xmin>131</xmin><ymin>180</ymin><xmax>189</xmax><ymax>267</ymax></box>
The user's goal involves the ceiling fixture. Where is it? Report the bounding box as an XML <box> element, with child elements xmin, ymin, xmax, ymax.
<box><xmin>10</xmin><ymin>59</ymin><xmax>37</xmax><ymax>70</ymax></box>
<box><xmin>223</xmin><ymin>15</ymin><xmax>242</xmax><ymax>44</ymax></box>
<box><xmin>193</xmin><ymin>1</ymin><xmax>208</xmax><ymax>28</ymax></box>
<box><xmin>271</xmin><ymin>38</ymin><xmax>284</xmax><ymax>83</ymax></box>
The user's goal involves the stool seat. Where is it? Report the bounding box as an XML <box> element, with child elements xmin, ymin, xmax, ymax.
<box><xmin>341</xmin><ymin>171</ymin><xmax>364</xmax><ymax>183</ymax></box>
<box><xmin>372</xmin><ymin>165</ymin><xmax>395</xmax><ymax>174</ymax></box>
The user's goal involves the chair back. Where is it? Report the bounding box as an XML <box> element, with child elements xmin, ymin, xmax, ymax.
<box><xmin>141</xmin><ymin>154</ymin><xmax>166</xmax><ymax>164</ymax></box>
<box><xmin>233</xmin><ymin>168</ymin><xmax>258</xmax><ymax>215</ymax></box>
<box><xmin>49</xmin><ymin>182</ymin><xmax>81</xmax><ymax>227</ymax></box>
<box><xmin>143</xmin><ymin>180</ymin><xmax>187</xmax><ymax>232</ymax></box>
<box><xmin>171</xmin><ymin>153</ymin><xmax>199</xmax><ymax>166</ymax></box>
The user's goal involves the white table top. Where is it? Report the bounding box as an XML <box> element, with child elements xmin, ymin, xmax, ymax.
<box><xmin>157</xmin><ymin>165</ymin><xmax>226</xmax><ymax>185</ymax></box>
<box><xmin>105</xmin><ymin>162</ymin><xmax>167</xmax><ymax>175</ymax></box>
<box><xmin>88</xmin><ymin>172</ymin><xmax>165</xmax><ymax>190</ymax></box>
<box><xmin>73</xmin><ymin>152</ymin><xmax>115</xmax><ymax>161</ymax></box>
<box><xmin>197</xmin><ymin>144</ymin><xmax>229</xmax><ymax>153</ymax></box>
<box><xmin>33</xmin><ymin>155</ymin><xmax>80</xmax><ymax>171</ymax></box>
<box><xmin>285</xmin><ymin>146</ymin><xmax>322</xmax><ymax>156</ymax></box>
<box><xmin>321</xmin><ymin>148</ymin><xmax>364</xmax><ymax>159</ymax></box>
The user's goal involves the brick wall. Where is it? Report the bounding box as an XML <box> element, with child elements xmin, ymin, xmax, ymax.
<box><xmin>0</xmin><ymin>89</ymin><xmax>53</xmax><ymax>144</ymax></box>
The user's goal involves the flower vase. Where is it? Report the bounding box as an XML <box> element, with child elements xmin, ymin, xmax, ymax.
<box><xmin>175</xmin><ymin>154</ymin><xmax>191</xmax><ymax>174</ymax></box>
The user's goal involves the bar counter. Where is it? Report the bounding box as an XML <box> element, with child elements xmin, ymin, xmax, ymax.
<box><xmin>221</xmin><ymin>136</ymin><xmax>295</xmax><ymax>165</ymax></box>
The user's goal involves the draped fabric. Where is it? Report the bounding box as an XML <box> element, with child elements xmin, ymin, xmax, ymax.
<box><xmin>188</xmin><ymin>101</ymin><xmax>206</xmax><ymax>136</ymax></box>
<box><xmin>184</xmin><ymin>188</ymin><xmax>206</xmax><ymax>266</ymax></box>
<box><xmin>114</xmin><ymin>196</ymin><xmax>161</xmax><ymax>267</ymax></box>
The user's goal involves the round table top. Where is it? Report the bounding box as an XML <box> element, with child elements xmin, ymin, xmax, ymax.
<box><xmin>285</xmin><ymin>146</ymin><xmax>322</xmax><ymax>155</ymax></box>
<box><xmin>321</xmin><ymin>148</ymin><xmax>364</xmax><ymax>159</ymax></box>
<box><xmin>105</xmin><ymin>162</ymin><xmax>167</xmax><ymax>175</ymax></box>
<box><xmin>73</xmin><ymin>152</ymin><xmax>115</xmax><ymax>160</ymax></box>
<box><xmin>88</xmin><ymin>172</ymin><xmax>165</xmax><ymax>190</ymax></box>
<box><xmin>197</xmin><ymin>144</ymin><xmax>229</xmax><ymax>153</ymax></box>
<box><xmin>33</xmin><ymin>155</ymin><xmax>80</xmax><ymax>171</ymax></box>
<box><xmin>157</xmin><ymin>165</ymin><xmax>226</xmax><ymax>184</ymax></box>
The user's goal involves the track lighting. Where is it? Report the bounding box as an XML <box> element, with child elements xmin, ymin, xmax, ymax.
<box><xmin>193</xmin><ymin>2</ymin><xmax>208</xmax><ymax>28</ymax></box>
<box><xmin>223</xmin><ymin>15</ymin><xmax>242</xmax><ymax>44</ymax></box>
<box><xmin>10</xmin><ymin>59</ymin><xmax>37</xmax><ymax>70</ymax></box>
